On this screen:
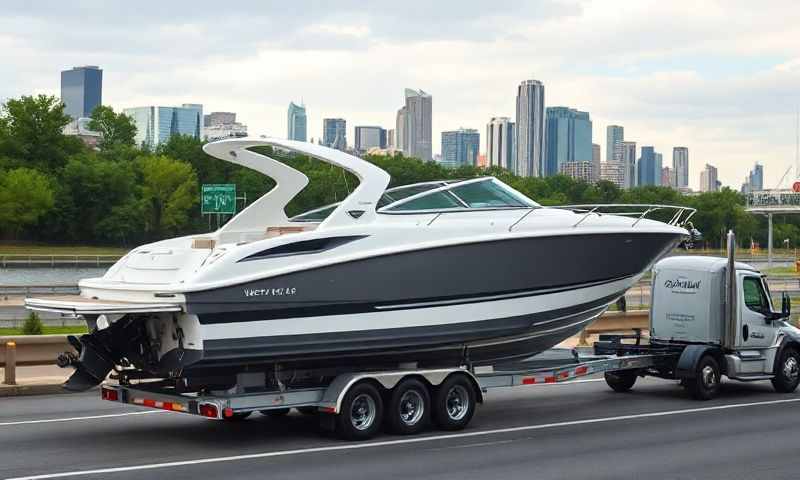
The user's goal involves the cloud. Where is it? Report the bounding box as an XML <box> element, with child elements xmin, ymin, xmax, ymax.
<box><xmin>1</xmin><ymin>0</ymin><xmax>799</xmax><ymax>190</ymax></box>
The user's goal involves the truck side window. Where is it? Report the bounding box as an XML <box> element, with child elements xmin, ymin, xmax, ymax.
<box><xmin>743</xmin><ymin>277</ymin><xmax>769</xmax><ymax>313</ymax></box>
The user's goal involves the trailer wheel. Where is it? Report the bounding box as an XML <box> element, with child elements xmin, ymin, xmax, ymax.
<box><xmin>686</xmin><ymin>355</ymin><xmax>721</xmax><ymax>400</ymax></box>
<box><xmin>386</xmin><ymin>378</ymin><xmax>431</xmax><ymax>435</ymax></box>
<box><xmin>260</xmin><ymin>408</ymin><xmax>290</xmax><ymax>417</ymax></box>
<box><xmin>604</xmin><ymin>371</ymin><xmax>637</xmax><ymax>392</ymax></box>
<box><xmin>336</xmin><ymin>382</ymin><xmax>384</xmax><ymax>440</ymax></box>
<box><xmin>432</xmin><ymin>374</ymin><xmax>476</xmax><ymax>431</ymax></box>
<box><xmin>772</xmin><ymin>347</ymin><xmax>800</xmax><ymax>393</ymax></box>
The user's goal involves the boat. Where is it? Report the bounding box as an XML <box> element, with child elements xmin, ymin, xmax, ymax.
<box><xmin>25</xmin><ymin>137</ymin><xmax>694</xmax><ymax>391</ymax></box>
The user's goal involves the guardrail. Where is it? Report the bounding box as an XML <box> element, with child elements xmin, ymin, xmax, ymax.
<box><xmin>0</xmin><ymin>254</ymin><xmax>121</xmax><ymax>268</ymax></box>
<box><xmin>0</xmin><ymin>284</ymin><xmax>80</xmax><ymax>296</ymax></box>
<box><xmin>1</xmin><ymin>335</ymin><xmax>75</xmax><ymax>385</ymax></box>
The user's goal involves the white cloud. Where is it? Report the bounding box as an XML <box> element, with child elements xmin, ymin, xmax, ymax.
<box><xmin>1</xmin><ymin>0</ymin><xmax>799</xmax><ymax>190</ymax></box>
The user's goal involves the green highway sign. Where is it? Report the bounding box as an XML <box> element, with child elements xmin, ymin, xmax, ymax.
<box><xmin>201</xmin><ymin>184</ymin><xmax>236</xmax><ymax>214</ymax></box>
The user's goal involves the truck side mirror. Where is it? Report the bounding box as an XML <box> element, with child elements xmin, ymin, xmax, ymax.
<box><xmin>782</xmin><ymin>291</ymin><xmax>791</xmax><ymax>318</ymax></box>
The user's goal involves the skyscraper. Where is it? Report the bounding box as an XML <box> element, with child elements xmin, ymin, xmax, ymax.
<box><xmin>700</xmin><ymin>164</ymin><xmax>720</xmax><ymax>192</ymax></box>
<box><xmin>395</xmin><ymin>107</ymin><xmax>407</xmax><ymax>153</ymax></box>
<box><xmin>323</xmin><ymin>118</ymin><xmax>347</xmax><ymax>150</ymax></box>
<box><xmin>402</xmin><ymin>89</ymin><xmax>433</xmax><ymax>161</ymax></box>
<box><xmin>486</xmin><ymin>117</ymin><xmax>515</xmax><ymax>170</ymax></box>
<box><xmin>544</xmin><ymin>107</ymin><xmax>592</xmax><ymax>177</ymax></box>
<box><xmin>441</xmin><ymin>128</ymin><xmax>480</xmax><ymax>168</ymax></box>
<box><xmin>354</xmin><ymin>126</ymin><xmax>387</xmax><ymax>152</ymax></box>
<box><xmin>287</xmin><ymin>102</ymin><xmax>307</xmax><ymax>142</ymax></box>
<box><xmin>606</xmin><ymin>125</ymin><xmax>624</xmax><ymax>163</ymax></box>
<box><xmin>60</xmin><ymin>66</ymin><xmax>102</xmax><ymax>119</ymax></box>
<box><xmin>638</xmin><ymin>146</ymin><xmax>659</xmax><ymax>186</ymax></box>
<box><xmin>592</xmin><ymin>143</ymin><xmax>601</xmax><ymax>183</ymax></box>
<box><xmin>124</xmin><ymin>104</ymin><xmax>203</xmax><ymax>149</ymax></box>
<box><xmin>661</xmin><ymin>166</ymin><xmax>674</xmax><ymax>188</ymax></box>
<box><xmin>673</xmin><ymin>147</ymin><xmax>689</xmax><ymax>189</ymax></box>
<box><xmin>654</xmin><ymin>152</ymin><xmax>663</xmax><ymax>186</ymax></box>
<box><xmin>387</xmin><ymin>128</ymin><xmax>395</xmax><ymax>149</ymax></box>
<box><xmin>750</xmin><ymin>162</ymin><xmax>764</xmax><ymax>191</ymax></box>
<box><xmin>515</xmin><ymin>80</ymin><xmax>545</xmax><ymax>177</ymax></box>
<box><xmin>621</xmin><ymin>141</ymin><xmax>637</xmax><ymax>189</ymax></box>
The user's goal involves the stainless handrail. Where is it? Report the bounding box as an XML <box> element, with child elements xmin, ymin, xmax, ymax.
<box><xmin>550</xmin><ymin>204</ymin><xmax>697</xmax><ymax>228</ymax></box>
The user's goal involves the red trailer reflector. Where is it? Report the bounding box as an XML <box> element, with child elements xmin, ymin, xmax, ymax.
<box><xmin>575</xmin><ymin>366</ymin><xmax>588</xmax><ymax>375</ymax></box>
<box><xmin>223</xmin><ymin>407</ymin><xmax>234</xmax><ymax>418</ymax></box>
<box><xmin>319</xmin><ymin>406</ymin><xmax>336</xmax><ymax>414</ymax></box>
<box><xmin>199</xmin><ymin>404</ymin><xmax>219</xmax><ymax>418</ymax></box>
<box><xmin>101</xmin><ymin>388</ymin><xmax>118</xmax><ymax>401</ymax></box>
<box><xmin>522</xmin><ymin>377</ymin><xmax>536</xmax><ymax>385</ymax></box>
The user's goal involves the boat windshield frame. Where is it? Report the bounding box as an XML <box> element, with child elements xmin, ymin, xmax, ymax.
<box><xmin>377</xmin><ymin>177</ymin><xmax>539</xmax><ymax>215</ymax></box>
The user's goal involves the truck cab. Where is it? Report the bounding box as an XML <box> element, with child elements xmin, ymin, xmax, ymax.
<box><xmin>650</xmin><ymin>255</ymin><xmax>800</xmax><ymax>384</ymax></box>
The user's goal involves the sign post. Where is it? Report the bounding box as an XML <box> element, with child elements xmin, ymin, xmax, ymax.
<box><xmin>202</xmin><ymin>184</ymin><xmax>237</xmax><ymax>215</ymax></box>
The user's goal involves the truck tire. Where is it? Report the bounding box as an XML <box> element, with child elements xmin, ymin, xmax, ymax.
<box><xmin>335</xmin><ymin>382</ymin><xmax>384</xmax><ymax>440</ymax></box>
<box><xmin>432</xmin><ymin>374</ymin><xmax>476</xmax><ymax>431</ymax></box>
<box><xmin>604</xmin><ymin>371</ymin><xmax>637</xmax><ymax>392</ymax></box>
<box><xmin>771</xmin><ymin>347</ymin><xmax>800</xmax><ymax>393</ymax></box>
<box><xmin>386</xmin><ymin>378</ymin><xmax>431</xmax><ymax>435</ymax></box>
<box><xmin>686</xmin><ymin>355</ymin><xmax>721</xmax><ymax>400</ymax></box>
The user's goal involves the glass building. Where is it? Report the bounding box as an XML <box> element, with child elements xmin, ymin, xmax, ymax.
<box><xmin>60</xmin><ymin>66</ymin><xmax>102</xmax><ymax>119</ymax></box>
<box><xmin>402</xmin><ymin>89</ymin><xmax>433</xmax><ymax>161</ymax></box>
<box><xmin>638</xmin><ymin>146</ymin><xmax>660</xmax><ymax>186</ymax></box>
<box><xmin>288</xmin><ymin>102</ymin><xmax>307</xmax><ymax>142</ymax></box>
<box><xmin>486</xmin><ymin>117</ymin><xmax>515</xmax><ymax>171</ymax></box>
<box><xmin>323</xmin><ymin>118</ymin><xmax>347</xmax><ymax>150</ymax></box>
<box><xmin>544</xmin><ymin>107</ymin><xmax>592</xmax><ymax>177</ymax></box>
<box><xmin>515</xmin><ymin>80</ymin><xmax>545</xmax><ymax>177</ymax></box>
<box><xmin>123</xmin><ymin>104</ymin><xmax>203</xmax><ymax>149</ymax></box>
<box><xmin>672</xmin><ymin>147</ymin><xmax>689</xmax><ymax>189</ymax></box>
<box><xmin>606</xmin><ymin>125</ymin><xmax>624</xmax><ymax>163</ymax></box>
<box><xmin>354</xmin><ymin>126</ymin><xmax>387</xmax><ymax>152</ymax></box>
<box><xmin>441</xmin><ymin>128</ymin><xmax>480</xmax><ymax>168</ymax></box>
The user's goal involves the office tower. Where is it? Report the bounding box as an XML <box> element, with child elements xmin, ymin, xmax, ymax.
<box><xmin>515</xmin><ymin>79</ymin><xmax>545</xmax><ymax>177</ymax></box>
<box><xmin>661</xmin><ymin>166</ymin><xmax>674</xmax><ymax>188</ymax></box>
<box><xmin>621</xmin><ymin>141</ymin><xmax>637</xmax><ymax>189</ymax></box>
<box><xmin>638</xmin><ymin>146</ymin><xmax>659</xmax><ymax>186</ymax></box>
<box><xmin>486</xmin><ymin>117</ymin><xmax>515</xmax><ymax>170</ymax></box>
<box><xmin>60</xmin><ymin>66</ymin><xmax>103</xmax><ymax>119</ymax></box>
<box><xmin>386</xmin><ymin>129</ymin><xmax>395</xmax><ymax>149</ymax></box>
<box><xmin>398</xmin><ymin>89</ymin><xmax>433</xmax><ymax>161</ymax></box>
<box><xmin>204</xmin><ymin>112</ymin><xmax>236</xmax><ymax>127</ymax></box>
<box><xmin>654</xmin><ymin>152</ymin><xmax>663</xmax><ymax>186</ymax></box>
<box><xmin>323</xmin><ymin>118</ymin><xmax>347</xmax><ymax>150</ymax></box>
<box><xmin>288</xmin><ymin>101</ymin><xmax>307</xmax><ymax>142</ymax></box>
<box><xmin>700</xmin><ymin>164</ymin><xmax>719</xmax><ymax>192</ymax></box>
<box><xmin>600</xmin><ymin>162</ymin><xmax>625</xmax><ymax>188</ymax></box>
<box><xmin>441</xmin><ymin>128</ymin><xmax>480</xmax><ymax>168</ymax></box>
<box><xmin>544</xmin><ymin>106</ymin><xmax>592</xmax><ymax>176</ymax></box>
<box><xmin>354</xmin><ymin>126</ymin><xmax>387</xmax><ymax>152</ymax></box>
<box><xmin>395</xmin><ymin>107</ymin><xmax>407</xmax><ymax>153</ymax></box>
<box><xmin>606</xmin><ymin>125</ymin><xmax>624</xmax><ymax>163</ymax></box>
<box><xmin>673</xmin><ymin>147</ymin><xmax>689</xmax><ymax>189</ymax></box>
<box><xmin>750</xmin><ymin>163</ymin><xmax>764</xmax><ymax>191</ymax></box>
<box><xmin>559</xmin><ymin>161</ymin><xmax>594</xmax><ymax>183</ymax></box>
<box><xmin>202</xmin><ymin>112</ymin><xmax>247</xmax><ymax>141</ymax></box>
<box><xmin>124</xmin><ymin>104</ymin><xmax>203</xmax><ymax>149</ymax></box>
<box><xmin>592</xmin><ymin>143</ymin><xmax>601</xmax><ymax>183</ymax></box>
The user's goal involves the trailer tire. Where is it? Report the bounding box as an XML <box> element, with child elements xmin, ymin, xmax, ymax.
<box><xmin>335</xmin><ymin>382</ymin><xmax>384</xmax><ymax>440</ymax></box>
<box><xmin>686</xmin><ymin>355</ymin><xmax>721</xmax><ymax>400</ymax></box>
<box><xmin>432</xmin><ymin>374</ymin><xmax>476</xmax><ymax>431</ymax></box>
<box><xmin>771</xmin><ymin>347</ymin><xmax>800</xmax><ymax>393</ymax></box>
<box><xmin>604</xmin><ymin>371</ymin><xmax>637</xmax><ymax>392</ymax></box>
<box><xmin>386</xmin><ymin>378</ymin><xmax>431</xmax><ymax>435</ymax></box>
<box><xmin>260</xmin><ymin>408</ymin><xmax>290</xmax><ymax>417</ymax></box>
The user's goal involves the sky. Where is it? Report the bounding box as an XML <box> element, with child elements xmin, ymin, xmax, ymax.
<box><xmin>1</xmin><ymin>0</ymin><xmax>799</xmax><ymax>190</ymax></box>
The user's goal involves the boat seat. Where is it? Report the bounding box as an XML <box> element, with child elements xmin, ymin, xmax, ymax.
<box><xmin>191</xmin><ymin>238</ymin><xmax>216</xmax><ymax>249</ymax></box>
<box><xmin>266</xmin><ymin>226</ymin><xmax>312</xmax><ymax>238</ymax></box>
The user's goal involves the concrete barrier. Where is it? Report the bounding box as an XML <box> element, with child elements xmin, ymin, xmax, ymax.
<box><xmin>577</xmin><ymin>310</ymin><xmax>649</xmax><ymax>346</ymax></box>
<box><xmin>0</xmin><ymin>335</ymin><xmax>74</xmax><ymax>371</ymax></box>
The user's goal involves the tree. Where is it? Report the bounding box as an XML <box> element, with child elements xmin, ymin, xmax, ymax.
<box><xmin>137</xmin><ymin>155</ymin><xmax>199</xmax><ymax>237</ymax></box>
<box><xmin>0</xmin><ymin>95</ymin><xmax>83</xmax><ymax>171</ymax></box>
<box><xmin>87</xmin><ymin>105</ymin><xmax>137</xmax><ymax>151</ymax></box>
<box><xmin>0</xmin><ymin>167</ymin><xmax>55</xmax><ymax>237</ymax></box>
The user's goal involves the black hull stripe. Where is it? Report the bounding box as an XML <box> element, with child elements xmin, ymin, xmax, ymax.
<box><xmin>195</xmin><ymin>275</ymin><xmax>630</xmax><ymax>325</ymax></box>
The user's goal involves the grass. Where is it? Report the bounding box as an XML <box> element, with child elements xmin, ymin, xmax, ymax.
<box><xmin>0</xmin><ymin>243</ymin><xmax>128</xmax><ymax>256</ymax></box>
<box><xmin>0</xmin><ymin>326</ymin><xmax>89</xmax><ymax>336</ymax></box>
<box><xmin>764</xmin><ymin>265</ymin><xmax>800</xmax><ymax>276</ymax></box>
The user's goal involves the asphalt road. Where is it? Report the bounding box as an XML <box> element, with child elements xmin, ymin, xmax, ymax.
<box><xmin>1</xmin><ymin>376</ymin><xmax>800</xmax><ymax>480</ymax></box>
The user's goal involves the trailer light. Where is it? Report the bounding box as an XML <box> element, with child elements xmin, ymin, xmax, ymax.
<box><xmin>199</xmin><ymin>404</ymin><xmax>219</xmax><ymax>418</ymax></box>
<box><xmin>319</xmin><ymin>406</ymin><xmax>336</xmax><ymax>414</ymax></box>
<box><xmin>223</xmin><ymin>407</ymin><xmax>234</xmax><ymax>418</ymax></box>
<box><xmin>101</xmin><ymin>387</ymin><xmax>118</xmax><ymax>401</ymax></box>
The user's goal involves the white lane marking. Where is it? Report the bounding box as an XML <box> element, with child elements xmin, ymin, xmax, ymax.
<box><xmin>12</xmin><ymin>397</ymin><xmax>800</xmax><ymax>480</ymax></box>
<box><xmin>0</xmin><ymin>411</ymin><xmax>164</xmax><ymax>427</ymax></box>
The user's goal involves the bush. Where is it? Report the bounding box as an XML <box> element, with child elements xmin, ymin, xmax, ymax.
<box><xmin>21</xmin><ymin>311</ymin><xmax>44</xmax><ymax>335</ymax></box>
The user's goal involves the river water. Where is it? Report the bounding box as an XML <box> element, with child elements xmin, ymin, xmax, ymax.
<box><xmin>0</xmin><ymin>267</ymin><xmax>107</xmax><ymax>285</ymax></box>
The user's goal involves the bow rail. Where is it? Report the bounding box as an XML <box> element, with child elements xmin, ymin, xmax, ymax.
<box><xmin>550</xmin><ymin>204</ymin><xmax>696</xmax><ymax>228</ymax></box>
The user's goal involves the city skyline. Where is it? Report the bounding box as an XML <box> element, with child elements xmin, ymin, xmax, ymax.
<box><xmin>5</xmin><ymin>2</ymin><xmax>799</xmax><ymax>189</ymax></box>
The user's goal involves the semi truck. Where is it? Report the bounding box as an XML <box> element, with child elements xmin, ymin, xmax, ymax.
<box><xmin>98</xmin><ymin>231</ymin><xmax>800</xmax><ymax>440</ymax></box>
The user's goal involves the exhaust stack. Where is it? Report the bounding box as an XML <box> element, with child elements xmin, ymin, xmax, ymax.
<box><xmin>723</xmin><ymin>230</ymin><xmax>737</xmax><ymax>350</ymax></box>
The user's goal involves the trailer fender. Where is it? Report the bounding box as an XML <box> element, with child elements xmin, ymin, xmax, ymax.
<box><xmin>676</xmin><ymin>345</ymin><xmax>724</xmax><ymax>379</ymax></box>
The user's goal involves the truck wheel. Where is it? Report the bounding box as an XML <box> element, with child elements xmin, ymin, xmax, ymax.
<box><xmin>771</xmin><ymin>347</ymin><xmax>800</xmax><ymax>393</ymax></box>
<box><xmin>386</xmin><ymin>378</ymin><xmax>431</xmax><ymax>435</ymax></box>
<box><xmin>686</xmin><ymin>355</ymin><xmax>721</xmax><ymax>401</ymax></box>
<box><xmin>336</xmin><ymin>382</ymin><xmax>383</xmax><ymax>440</ymax></box>
<box><xmin>604</xmin><ymin>371</ymin><xmax>637</xmax><ymax>392</ymax></box>
<box><xmin>260</xmin><ymin>408</ymin><xmax>290</xmax><ymax>417</ymax></box>
<box><xmin>432</xmin><ymin>374</ymin><xmax>476</xmax><ymax>431</ymax></box>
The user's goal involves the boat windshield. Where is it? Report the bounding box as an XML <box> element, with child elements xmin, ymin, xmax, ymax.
<box><xmin>382</xmin><ymin>178</ymin><xmax>535</xmax><ymax>212</ymax></box>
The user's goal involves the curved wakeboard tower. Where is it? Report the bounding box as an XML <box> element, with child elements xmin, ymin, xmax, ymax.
<box><xmin>202</xmin><ymin>137</ymin><xmax>391</xmax><ymax>243</ymax></box>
